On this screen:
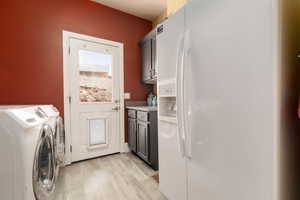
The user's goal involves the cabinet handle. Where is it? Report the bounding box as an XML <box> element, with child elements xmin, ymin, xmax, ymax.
<box><xmin>137</xmin><ymin>120</ymin><xmax>151</xmax><ymax>125</ymax></box>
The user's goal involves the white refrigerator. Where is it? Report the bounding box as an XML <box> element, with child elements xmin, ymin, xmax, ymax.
<box><xmin>157</xmin><ymin>0</ymin><xmax>281</xmax><ymax>200</ymax></box>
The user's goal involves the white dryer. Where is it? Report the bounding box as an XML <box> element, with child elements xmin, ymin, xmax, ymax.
<box><xmin>0</xmin><ymin>106</ymin><xmax>58</xmax><ymax>200</ymax></box>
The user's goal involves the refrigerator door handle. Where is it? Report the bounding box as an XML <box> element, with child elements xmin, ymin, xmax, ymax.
<box><xmin>176</xmin><ymin>34</ymin><xmax>186</xmax><ymax>158</ymax></box>
<box><xmin>182</xmin><ymin>30</ymin><xmax>192</xmax><ymax>159</ymax></box>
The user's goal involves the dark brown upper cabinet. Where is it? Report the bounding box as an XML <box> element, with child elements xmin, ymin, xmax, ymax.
<box><xmin>139</xmin><ymin>29</ymin><xmax>157</xmax><ymax>84</ymax></box>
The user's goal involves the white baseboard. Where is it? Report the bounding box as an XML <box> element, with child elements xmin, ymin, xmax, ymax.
<box><xmin>121</xmin><ymin>143</ymin><xmax>130</xmax><ymax>153</ymax></box>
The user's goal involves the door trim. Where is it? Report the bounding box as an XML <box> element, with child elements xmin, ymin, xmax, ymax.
<box><xmin>62</xmin><ymin>30</ymin><xmax>125</xmax><ymax>165</ymax></box>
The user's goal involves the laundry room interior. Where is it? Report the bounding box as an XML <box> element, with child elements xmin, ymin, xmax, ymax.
<box><xmin>1</xmin><ymin>0</ymin><xmax>300</xmax><ymax>200</ymax></box>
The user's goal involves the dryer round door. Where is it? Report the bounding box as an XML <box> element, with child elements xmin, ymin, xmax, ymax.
<box><xmin>54</xmin><ymin>116</ymin><xmax>65</xmax><ymax>166</ymax></box>
<box><xmin>32</xmin><ymin>124</ymin><xmax>56</xmax><ymax>200</ymax></box>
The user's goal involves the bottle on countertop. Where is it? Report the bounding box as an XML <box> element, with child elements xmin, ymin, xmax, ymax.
<box><xmin>147</xmin><ymin>93</ymin><xmax>154</xmax><ymax>107</ymax></box>
<box><xmin>152</xmin><ymin>96</ymin><xmax>157</xmax><ymax>107</ymax></box>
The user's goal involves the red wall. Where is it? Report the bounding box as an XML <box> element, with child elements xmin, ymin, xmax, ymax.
<box><xmin>0</xmin><ymin>0</ymin><xmax>152</xmax><ymax>114</ymax></box>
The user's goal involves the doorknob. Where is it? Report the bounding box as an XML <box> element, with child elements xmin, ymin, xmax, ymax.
<box><xmin>112</xmin><ymin>106</ymin><xmax>120</xmax><ymax>111</ymax></box>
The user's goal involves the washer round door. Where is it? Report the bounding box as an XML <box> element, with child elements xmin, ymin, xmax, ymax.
<box><xmin>54</xmin><ymin>116</ymin><xmax>65</xmax><ymax>167</ymax></box>
<box><xmin>32</xmin><ymin>124</ymin><xmax>56</xmax><ymax>200</ymax></box>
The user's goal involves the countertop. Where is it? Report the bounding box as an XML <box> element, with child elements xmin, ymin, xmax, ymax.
<box><xmin>126</xmin><ymin>106</ymin><xmax>158</xmax><ymax>112</ymax></box>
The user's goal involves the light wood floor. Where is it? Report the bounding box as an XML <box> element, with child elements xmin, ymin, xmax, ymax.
<box><xmin>53</xmin><ymin>153</ymin><xmax>168</xmax><ymax>200</ymax></box>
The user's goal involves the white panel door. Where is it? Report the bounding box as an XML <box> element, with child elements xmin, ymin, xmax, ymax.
<box><xmin>184</xmin><ymin>0</ymin><xmax>279</xmax><ymax>200</ymax></box>
<box><xmin>69</xmin><ymin>38</ymin><xmax>121</xmax><ymax>162</ymax></box>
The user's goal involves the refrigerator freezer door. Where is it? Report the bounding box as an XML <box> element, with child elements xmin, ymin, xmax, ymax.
<box><xmin>185</xmin><ymin>0</ymin><xmax>279</xmax><ymax>200</ymax></box>
<box><xmin>157</xmin><ymin>7</ymin><xmax>185</xmax><ymax>83</ymax></box>
<box><xmin>157</xmin><ymin>7</ymin><xmax>187</xmax><ymax>200</ymax></box>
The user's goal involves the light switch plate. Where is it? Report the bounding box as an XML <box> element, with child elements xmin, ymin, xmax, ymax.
<box><xmin>124</xmin><ymin>93</ymin><xmax>131</xmax><ymax>100</ymax></box>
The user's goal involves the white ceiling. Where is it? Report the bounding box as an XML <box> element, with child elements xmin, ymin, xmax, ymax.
<box><xmin>92</xmin><ymin>0</ymin><xmax>167</xmax><ymax>21</ymax></box>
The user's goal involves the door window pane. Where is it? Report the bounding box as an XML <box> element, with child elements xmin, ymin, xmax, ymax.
<box><xmin>89</xmin><ymin>119</ymin><xmax>106</xmax><ymax>146</ymax></box>
<box><xmin>79</xmin><ymin>50</ymin><xmax>113</xmax><ymax>102</ymax></box>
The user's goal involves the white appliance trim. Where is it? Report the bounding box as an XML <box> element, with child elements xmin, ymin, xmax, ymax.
<box><xmin>62</xmin><ymin>30</ymin><xmax>125</xmax><ymax>165</ymax></box>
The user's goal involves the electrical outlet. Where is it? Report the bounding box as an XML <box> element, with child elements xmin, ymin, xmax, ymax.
<box><xmin>124</xmin><ymin>93</ymin><xmax>131</xmax><ymax>100</ymax></box>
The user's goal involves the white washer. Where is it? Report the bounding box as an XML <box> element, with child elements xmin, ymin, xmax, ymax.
<box><xmin>0</xmin><ymin>106</ymin><xmax>57</xmax><ymax>200</ymax></box>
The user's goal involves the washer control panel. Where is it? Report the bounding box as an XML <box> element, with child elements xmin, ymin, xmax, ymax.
<box><xmin>7</xmin><ymin>107</ymin><xmax>47</xmax><ymax>129</ymax></box>
<box><xmin>35</xmin><ymin>107</ymin><xmax>48</xmax><ymax>118</ymax></box>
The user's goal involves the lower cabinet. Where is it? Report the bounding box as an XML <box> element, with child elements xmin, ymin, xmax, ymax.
<box><xmin>128</xmin><ymin>118</ymin><xmax>137</xmax><ymax>153</ymax></box>
<box><xmin>137</xmin><ymin>120</ymin><xmax>149</xmax><ymax>162</ymax></box>
<box><xmin>127</xmin><ymin>109</ymin><xmax>158</xmax><ymax>170</ymax></box>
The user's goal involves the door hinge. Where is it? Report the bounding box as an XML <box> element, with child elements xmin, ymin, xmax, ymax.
<box><xmin>68</xmin><ymin>96</ymin><xmax>72</xmax><ymax>104</ymax></box>
<box><xmin>68</xmin><ymin>47</ymin><xmax>71</xmax><ymax>55</ymax></box>
<box><xmin>70</xmin><ymin>145</ymin><xmax>72</xmax><ymax>152</ymax></box>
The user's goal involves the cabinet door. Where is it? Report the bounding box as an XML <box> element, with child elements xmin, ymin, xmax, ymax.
<box><xmin>141</xmin><ymin>40</ymin><xmax>152</xmax><ymax>82</ymax></box>
<box><xmin>128</xmin><ymin>118</ymin><xmax>137</xmax><ymax>152</ymax></box>
<box><xmin>151</xmin><ymin>38</ymin><xmax>157</xmax><ymax>80</ymax></box>
<box><xmin>137</xmin><ymin>120</ymin><xmax>149</xmax><ymax>162</ymax></box>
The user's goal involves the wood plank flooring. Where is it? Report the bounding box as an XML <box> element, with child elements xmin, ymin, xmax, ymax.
<box><xmin>53</xmin><ymin>153</ymin><xmax>168</xmax><ymax>200</ymax></box>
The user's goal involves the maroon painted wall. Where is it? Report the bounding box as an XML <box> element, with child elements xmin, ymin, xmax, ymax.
<box><xmin>0</xmin><ymin>0</ymin><xmax>152</xmax><ymax>115</ymax></box>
